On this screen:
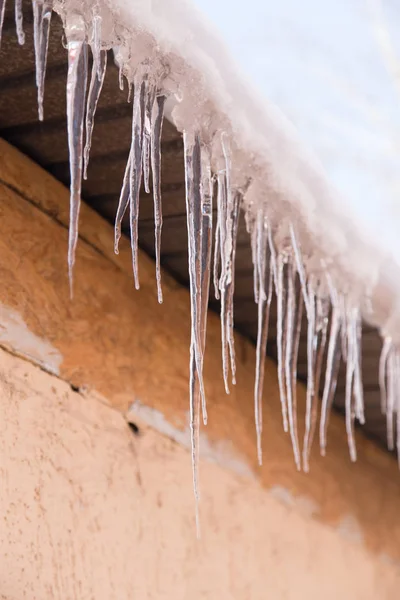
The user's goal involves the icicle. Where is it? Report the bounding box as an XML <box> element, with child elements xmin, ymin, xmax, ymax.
<box><xmin>142</xmin><ymin>84</ymin><xmax>155</xmax><ymax>195</ymax></box>
<box><xmin>114</xmin><ymin>148</ymin><xmax>132</xmax><ymax>254</ymax></box>
<box><xmin>129</xmin><ymin>79</ymin><xmax>146</xmax><ymax>289</ymax></box>
<box><xmin>66</xmin><ymin>19</ymin><xmax>88</xmax><ymax>296</ymax></box>
<box><xmin>289</xmin><ymin>224</ymin><xmax>311</xmax><ymax>317</ymax></box>
<box><xmin>387</xmin><ymin>348</ymin><xmax>395</xmax><ymax>451</ymax></box>
<box><xmin>92</xmin><ymin>13</ymin><xmax>102</xmax><ymax>80</ymax></box>
<box><xmin>0</xmin><ymin>0</ymin><xmax>6</xmax><ymax>48</ymax></box>
<box><xmin>15</xmin><ymin>0</ymin><xmax>24</xmax><ymax>45</ymax></box>
<box><xmin>213</xmin><ymin>217</ymin><xmax>220</xmax><ymax>300</ymax></box>
<box><xmin>184</xmin><ymin>132</ymin><xmax>207</xmax><ymax>418</ymax></box>
<box><xmin>251</xmin><ymin>220</ymin><xmax>259</xmax><ymax>305</ymax></box>
<box><xmin>352</xmin><ymin>311</ymin><xmax>364</xmax><ymax>425</ymax></box>
<box><xmin>276</xmin><ymin>253</ymin><xmax>289</xmax><ymax>432</ymax></box>
<box><xmin>254</xmin><ymin>212</ymin><xmax>273</xmax><ymax>465</ymax></box>
<box><xmin>302</xmin><ymin>281</ymin><xmax>316</xmax><ymax>466</ymax></box>
<box><xmin>216</xmin><ymin>171</ymin><xmax>230</xmax><ymax>394</ymax></box>
<box><xmin>189</xmin><ymin>345</ymin><xmax>201</xmax><ymax>537</ymax></box>
<box><xmin>345</xmin><ymin>309</ymin><xmax>357</xmax><ymax>462</ymax></box>
<box><xmin>183</xmin><ymin>131</ymin><xmax>211</xmax><ymax>534</ymax></box>
<box><xmin>267</xmin><ymin>226</ymin><xmax>278</xmax><ymax>291</ymax></box>
<box><xmin>119</xmin><ymin>65</ymin><xmax>124</xmax><ymax>90</ymax></box>
<box><xmin>83</xmin><ymin>49</ymin><xmax>107</xmax><ymax>180</ymax></box>
<box><xmin>285</xmin><ymin>261</ymin><xmax>301</xmax><ymax>470</ymax></box>
<box><xmin>151</xmin><ymin>93</ymin><xmax>166</xmax><ymax>304</ymax></box>
<box><xmin>291</xmin><ymin>290</ymin><xmax>303</xmax><ymax>463</ymax></box>
<box><xmin>33</xmin><ymin>0</ymin><xmax>52</xmax><ymax>121</ymax></box>
<box><xmin>226</xmin><ymin>191</ymin><xmax>240</xmax><ymax>385</ymax></box>
<box><xmin>303</xmin><ymin>291</ymin><xmax>328</xmax><ymax>471</ymax></box>
<box><xmin>198</xmin><ymin>152</ymin><xmax>214</xmax><ymax>425</ymax></box>
<box><xmin>217</xmin><ymin>136</ymin><xmax>239</xmax><ymax>389</ymax></box>
<box><xmin>379</xmin><ymin>337</ymin><xmax>392</xmax><ymax>414</ymax></box>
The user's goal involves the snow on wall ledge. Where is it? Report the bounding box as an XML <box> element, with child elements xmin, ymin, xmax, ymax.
<box><xmin>1</xmin><ymin>0</ymin><xmax>400</xmax><ymax>515</ymax></box>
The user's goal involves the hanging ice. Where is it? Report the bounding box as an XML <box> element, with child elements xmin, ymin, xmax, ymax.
<box><xmin>0</xmin><ymin>0</ymin><xmax>6</xmax><ymax>48</ymax></box>
<box><xmin>253</xmin><ymin>212</ymin><xmax>273</xmax><ymax>465</ymax></box>
<box><xmin>15</xmin><ymin>0</ymin><xmax>24</xmax><ymax>45</ymax></box>
<box><xmin>65</xmin><ymin>16</ymin><xmax>88</xmax><ymax>294</ymax></box>
<box><xmin>83</xmin><ymin>48</ymin><xmax>107</xmax><ymax>179</ymax></box>
<box><xmin>129</xmin><ymin>78</ymin><xmax>145</xmax><ymax>289</ymax></box>
<box><xmin>151</xmin><ymin>93</ymin><xmax>166</xmax><ymax>304</ymax></box>
<box><xmin>183</xmin><ymin>130</ymin><xmax>212</xmax><ymax>534</ymax></box>
<box><xmin>3</xmin><ymin>0</ymin><xmax>400</xmax><ymax>513</ymax></box>
<box><xmin>32</xmin><ymin>0</ymin><xmax>52</xmax><ymax>121</ymax></box>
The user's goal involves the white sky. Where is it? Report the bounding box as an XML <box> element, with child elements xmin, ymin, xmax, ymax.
<box><xmin>192</xmin><ymin>0</ymin><xmax>400</xmax><ymax>260</ymax></box>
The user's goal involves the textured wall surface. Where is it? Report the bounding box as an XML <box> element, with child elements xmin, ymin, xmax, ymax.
<box><xmin>0</xmin><ymin>347</ymin><xmax>399</xmax><ymax>599</ymax></box>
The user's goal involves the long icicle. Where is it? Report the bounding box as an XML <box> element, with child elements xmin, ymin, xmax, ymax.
<box><xmin>213</xmin><ymin>216</ymin><xmax>220</xmax><ymax>300</ymax></box>
<box><xmin>83</xmin><ymin>49</ymin><xmax>107</xmax><ymax>180</ymax></box>
<box><xmin>150</xmin><ymin>93</ymin><xmax>166</xmax><ymax>304</ymax></box>
<box><xmin>129</xmin><ymin>78</ymin><xmax>145</xmax><ymax>289</ymax></box>
<box><xmin>352</xmin><ymin>311</ymin><xmax>365</xmax><ymax>425</ymax></box>
<box><xmin>33</xmin><ymin>0</ymin><xmax>52</xmax><ymax>121</ymax></box>
<box><xmin>285</xmin><ymin>260</ymin><xmax>301</xmax><ymax>469</ymax></box>
<box><xmin>216</xmin><ymin>171</ymin><xmax>230</xmax><ymax>393</ymax></box>
<box><xmin>379</xmin><ymin>336</ymin><xmax>392</xmax><ymax>414</ymax></box>
<box><xmin>396</xmin><ymin>352</ymin><xmax>400</xmax><ymax>466</ymax></box>
<box><xmin>66</xmin><ymin>24</ymin><xmax>88</xmax><ymax>295</ymax></box>
<box><xmin>142</xmin><ymin>84</ymin><xmax>155</xmax><ymax>195</ymax></box>
<box><xmin>226</xmin><ymin>191</ymin><xmax>241</xmax><ymax>386</ymax></box>
<box><xmin>303</xmin><ymin>280</ymin><xmax>316</xmax><ymax>465</ymax></box>
<box><xmin>188</xmin><ymin>133</ymin><xmax>207</xmax><ymax>423</ymax></box>
<box><xmin>291</xmin><ymin>289</ymin><xmax>303</xmax><ymax>466</ymax></box>
<box><xmin>345</xmin><ymin>309</ymin><xmax>357</xmax><ymax>462</ymax></box>
<box><xmin>276</xmin><ymin>253</ymin><xmax>289</xmax><ymax>432</ymax></box>
<box><xmin>254</xmin><ymin>212</ymin><xmax>272</xmax><ymax>465</ymax></box>
<box><xmin>387</xmin><ymin>347</ymin><xmax>395</xmax><ymax>451</ymax></box>
<box><xmin>198</xmin><ymin>151</ymin><xmax>214</xmax><ymax>425</ymax></box>
<box><xmin>183</xmin><ymin>131</ymin><xmax>209</xmax><ymax>535</ymax></box>
<box><xmin>33</xmin><ymin>1</ymin><xmax>42</xmax><ymax>99</ymax></box>
<box><xmin>0</xmin><ymin>0</ymin><xmax>6</xmax><ymax>48</ymax></box>
<box><xmin>114</xmin><ymin>148</ymin><xmax>132</xmax><ymax>254</ymax></box>
<box><xmin>15</xmin><ymin>0</ymin><xmax>24</xmax><ymax>45</ymax></box>
<box><xmin>319</xmin><ymin>305</ymin><xmax>341</xmax><ymax>455</ymax></box>
<box><xmin>303</xmin><ymin>293</ymin><xmax>328</xmax><ymax>471</ymax></box>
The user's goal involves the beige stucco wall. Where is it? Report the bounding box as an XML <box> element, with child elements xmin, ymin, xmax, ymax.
<box><xmin>0</xmin><ymin>346</ymin><xmax>399</xmax><ymax>599</ymax></box>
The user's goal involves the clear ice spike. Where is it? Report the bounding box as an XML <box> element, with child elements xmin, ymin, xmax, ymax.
<box><xmin>129</xmin><ymin>80</ymin><xmax>145</xmax><ymax>289</ymax></box>
<box><xmin>319</xmin><ymin>306</ymin><xmax>341</xmax><ymax>456</ymax></box>
<box><xmin>114</xmin><ymin>148</ymin><xmax>132</xmax><ymax>254</ymax></box>
<box><xmin>33</xmin><ymin>0</ymin><xmax>52</xmax><ymax>121</ymax></box>
<box><xmin>345</xmin><ymin>312</ymin><xmax>357</xmax><ymax>462</ymax></box>
<box><xmin>254</xmin><ymin>261</ymin><xmax>273</xmax><ymax>465</ymax></box>
<box><xmin>66</xmin><ymin>36</ymin><xmax>88</xmax><ymax>295</ymax></box>
<box><xmin>183</xmin><ymin>130</ymin><xmax>210</xmax><ymax>526</ymax></box>
<box><xmin>379</xmin><ymin>336</ymin><xmax>392</xmax><ymax>414</ymax></box>
<box><xmin>0</xmin><ymin>0</ymin><xmax>6</xmax><ymax>48</ymax></box>
<box><xmin>303</xmin><ymin>282</ymin><xmax>316</xmax><ymax>467</ymax></box>
<box><xmin>150</xmin><ymin>93</ymin><xmax>166</xmax><ymax>304</ymax></box>
<box><xmin>83</xmin><ymin>49</ymin><xmax>107</xmax><ymax>179</ymax></box>
<box><xmin>15</xmin><ymin>0</ymin><xmax>24</xmax><ymax>44</ymax></box>
<box><xmin>276</xmin><ymin>254</ymin><xmax>288</xmax><ymax>432</ymax></box>
<box><xmin>284</xmin><ymin>262</ymin><xmax>301</xmax><ymax>470</ymax></box>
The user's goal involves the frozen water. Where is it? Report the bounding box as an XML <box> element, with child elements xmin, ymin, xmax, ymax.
<box><xmin>2</xmin><ymin>0</ymin><xmax>400</xmax><ymax>524</ymax></box>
